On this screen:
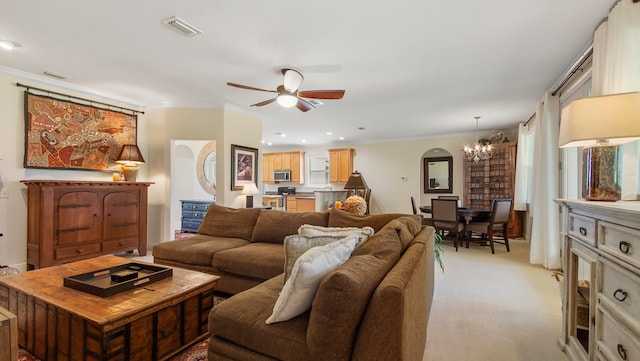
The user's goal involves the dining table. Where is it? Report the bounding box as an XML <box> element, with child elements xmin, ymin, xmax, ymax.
<box><xmin>419</xmin><ymin>205</ymin><xmax>493</xmax><ymax>247</ymax></box>
<box><xmin>418</xmin><ymin>205</ymin><xmax>492</xmax><ymax>220</ymax></box>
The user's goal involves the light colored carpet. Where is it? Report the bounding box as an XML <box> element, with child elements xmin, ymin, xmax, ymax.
<box><xmin>424</xmin><ymin>238</ymin><xmax>567</xmax><ymax>361</ymax></box>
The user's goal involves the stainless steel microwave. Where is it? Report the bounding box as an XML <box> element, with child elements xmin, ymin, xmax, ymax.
<box><xmin>273</xmin><ymin>170</ymin><xmax>291</xmax><ymax>182</ymax></box>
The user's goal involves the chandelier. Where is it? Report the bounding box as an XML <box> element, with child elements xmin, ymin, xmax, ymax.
<box><xmin>463</xmin><ymin>116</ymin><xmax>492</xmax><ymax>162</ymax></box>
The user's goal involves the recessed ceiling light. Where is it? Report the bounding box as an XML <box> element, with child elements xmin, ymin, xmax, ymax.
<box><xmin>43</xmin><ymin>70</ymin><xmax>69</xmax><ymax>80</ymax></box>
<box><xmin>325</xmin><ymin>132</ymin><xmax>333</xmax><ymax>135</ymax></box>
<box><xmin>301</xmin><ymin>139</ymin><xmax>306</xmax><ymax>143</ymax></box>
<box><xmin>0</xmin><ymin>40</ymin><xmax>19</xmax><ymax>51</ymax></box>
<box><xmin>162</xmin><ymin>16</ymin><xmax>202</xmax><ymax>37</ymax></box>
<box><xmin>267</xmin><ymin>142</ymin><xmax>272</xmax><ymax>146</ymax></box>
<box><xmin>339</xmin><ymin>137</ymin><xmax>345</xmax><ymax>140</ymax></box>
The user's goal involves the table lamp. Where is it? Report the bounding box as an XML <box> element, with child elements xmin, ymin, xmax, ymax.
<box><xmin>116</xmin><ymin>144</ymin><xmax>145</xmax><ymax>182</ymax></box>
<box><xmin>242</xmin><ymin>182</ymin><xmax>260</xmax><ymax>208</ymax></box>
<box><xmin>343</xmin><ymin>171</ymin><xmax>368</xmax><ymax>192</ymax></box>
<box><xmin>559</xmin><ymin>92</ymin><xmax>640</xmax><ymax>201</ymax></box>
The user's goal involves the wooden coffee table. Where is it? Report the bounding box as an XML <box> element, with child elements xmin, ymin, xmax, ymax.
<box><xmin>0</xmin><ymin>256</ymin><xmax>219</xmax><ymax>361</ymax></box>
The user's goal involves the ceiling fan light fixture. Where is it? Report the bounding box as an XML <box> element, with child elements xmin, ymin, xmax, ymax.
<box><xmin>277</xmin><ymin>94</ymin><xmax>298</xmax><ymax>108</ymax></box>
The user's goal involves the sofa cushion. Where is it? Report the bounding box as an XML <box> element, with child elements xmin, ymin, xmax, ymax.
<box><xmin>198</xmin><ymin>205</ymin><xmax>262</xmax><ymax>240</ymax></box>
<box><xmin>283</xmin><ymin>226</ymin><xmax>374</xmax><ymax>282</ymax></box>
<box><xmin>152</xmin><ymin>235</ymin><xmax>249</xmax><ymax>266</ymax></box>
<box><xmin>266</xmin><ymin>235</ymin><xmax>359</xmax><ymax>324</ymax></box>
<box><xmin>352</xmin><ymin>227</ymin><xmax>434</xmax><ymax>361</ymax></box>
<box><xmin>251</xmin><ymin>211</ymin><xmax>329</xmax><ymax>244</ymax></box>
<box><xmin>209</xmin><ymin>275</ymin><xmax>312</xmax><ymax>361</ymax></box>
<box><xmin>306</xmin><ymin>226</ymin><xmax>403</xmax><ymax>361</ymax></box>
<box><xmin>213</xmin><ymin>242</ymin><xmax>285</xmax><ymax>280</ymax></box>
<box><xmin>327</xmin><ymin>208</ymin><xmax>410</xmax><ymax>232</ymax></box>
<box><xmin>380</xmin><ymin>215</ymin><xmax>423</xmax><ymax>251</ymax></box>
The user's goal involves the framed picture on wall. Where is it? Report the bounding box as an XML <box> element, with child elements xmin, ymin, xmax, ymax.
<box><xmin>231</xmin><ymin>144</ymin><xmax>258</xmax><ymax>191</ymax></box>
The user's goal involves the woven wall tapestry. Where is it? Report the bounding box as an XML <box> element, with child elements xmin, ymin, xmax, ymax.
<box><xmin>24</xmin><ymin>92</ymin><xmax>137</xmax><ymax>171</ymax></box>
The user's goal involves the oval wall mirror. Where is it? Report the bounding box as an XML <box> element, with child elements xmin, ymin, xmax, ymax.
<box><xmin>423</xmin><ymin>148</ymin><xmax>453</xmax><ymax>194</ymax></box>
<box><xmin>196</xmin><ymin>141</ymin><xmax>216</xmax><ymax>195</ymax></box>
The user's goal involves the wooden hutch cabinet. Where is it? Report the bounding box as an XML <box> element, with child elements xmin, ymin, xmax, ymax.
<box><xmin>463</xmin><ymin>141</ymin><xmax>523</xmax><ymax>237</ymax></box>
<box><xmin>21</xmin><ymin>180</ymin><xmax>152</xmax><ymax>269</ymax></box>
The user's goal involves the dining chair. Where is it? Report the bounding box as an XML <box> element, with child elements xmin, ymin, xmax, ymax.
<box><xmin>431</xmin><ymin>198</ymin><xmax>464</xmax><ymax>251</ymax></box>
<box><xmin>411</xmin><ymin>196</ymin><xmax>433</xmax><ymax>226</ymax></box>
<box><xmin>438</xmin><ymin>195</ymin><xmax>459</xmax><ymax>200</ymax></box>
<box><xmin>465</xmin><ymin>198</ymin><xmax>512</xmax><ymax>254</ymax></box>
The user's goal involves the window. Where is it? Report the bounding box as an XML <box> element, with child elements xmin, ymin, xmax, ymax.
<box><xmin>306</xmin><ymin>156</ymin><xmax>329</xmax><ymax>187</ymax></box>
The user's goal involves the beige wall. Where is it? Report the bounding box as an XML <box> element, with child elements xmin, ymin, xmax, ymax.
<box><xmin>0</xmin><ymin>70</ymin><xmax>513</xmax><ymax>269</ymax></box>
<box><xmin>0</xmin><ymin>72</ymin><xmax>263</xmax><ymax>268</ymax></box>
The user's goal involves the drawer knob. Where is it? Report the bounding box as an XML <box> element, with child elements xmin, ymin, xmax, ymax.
<box><xmin>614</xmin><ymin>289</ymin><xmax>628</xmax><ymax>302</ymax></box>
<box><xmin>618</xmin><ymin>344</ymin><xmax>627</xmax><ymax>360</ymax></box>
<box><xmin>619</xmin><ymin>241</ymin><xmax>631</xmax><ymax>254</ymax></box>
<box><xmin>579</xmin><ymin>227</ymin><xmax>587</xmax><ymax>236</ymax></box>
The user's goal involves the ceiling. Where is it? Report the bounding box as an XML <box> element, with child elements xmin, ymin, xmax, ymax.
<box><xmin>0</xmin><ymin>0</ymin><xmax>612</xmax><ymax>147</ymax></box>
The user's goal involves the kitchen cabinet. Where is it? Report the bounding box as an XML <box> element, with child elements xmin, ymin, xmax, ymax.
<box><xmin>555</xmin><ymin>200</ymin><xmax>640</xmax><ymax>361</ymax></box>
<box><xmin>462</xmin><ymin>141</ymin><xmax>522</xmax><ymax>238</ymax></box>
<box><xmin>262</xmin><ymin>151</ymin><xmax>305</xmax><ymax>184</ymax></box>
<box><xmin>263</xmin><ymin>153</ymin><xmax>275</xmax><ymax>183</ymax></box>
<box><xmin>329</xmin><ymin>148</ymin><xmax>353</xmax><ymax>184</ymax></box>
<box><xmin>21</xmin><ymin>180</ymin><xmax>152</xmax><ymax>269</ymax></box>
<box><xmin>286</xmin><ymin>195</ymin><xmax>297</xmax><ymax>212</ymax></box>
<box><xmin>285</xmin><ymin>196</ymin><xmax>315</xmax><ymax>213</ymax></box>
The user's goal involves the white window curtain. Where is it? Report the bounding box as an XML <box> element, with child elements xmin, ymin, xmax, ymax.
<box><xmin>529</xmin><ymin>92</ymin><xmax>561</xmax><ymax>269</ymax></box>
<box><xmin>514</xmin><ymin>121</ymin><xmax>534</xmax><ymax>211</ymax></box>
<box><xmin>592</xmin><ymin>0</ymin><xmax>640</xmax><ymax>200</ymax></box>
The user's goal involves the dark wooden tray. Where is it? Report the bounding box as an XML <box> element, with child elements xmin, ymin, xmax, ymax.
<box><xmin>63</xmin><ymin>262</ymin><xmax>173</xmax><ymax>297</ymax></box>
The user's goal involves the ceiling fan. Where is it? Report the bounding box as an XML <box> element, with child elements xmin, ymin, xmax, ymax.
<box><xmin>227</xmin><ymin>68</ymin><xmax>345</xmax><ymax>112</ymax></box>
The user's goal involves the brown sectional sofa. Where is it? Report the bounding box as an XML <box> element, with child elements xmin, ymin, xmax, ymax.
<box><xmin>152</xmin><ymin>205</ymin><xmax>435</xmax><ymax>361</ymax></box>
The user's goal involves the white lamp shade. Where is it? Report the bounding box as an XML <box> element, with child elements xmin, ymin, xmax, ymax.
<box><xmin>277</xmin><ymin>94</ymin><xmax>298</xmax><ymax>108</ymax></box>
<box><xmin>559</xmin><ymin>92</ymin><xmax>640</xmax><ymax>148</ymax></box>
<box><xmin>242</xmin><ymin>182</ymin><xmax>260</xmax><ymax>195</ymax></box>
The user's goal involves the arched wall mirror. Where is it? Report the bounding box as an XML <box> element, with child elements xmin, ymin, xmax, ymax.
<box><xmin>196</xmin><ymin>141</ymin><xmax>216</xmax><ymax>195</ymax></box>
<box><xmin>423</xmin><ymin>148</ymin><xmax>453</xmax><ymax>194</ymax></box>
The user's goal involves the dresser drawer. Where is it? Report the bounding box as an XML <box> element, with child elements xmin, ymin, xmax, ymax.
<box><xmin>597</xmin><ymin>307</ymin><xmax>640</xmax><ymax>361</ymax></box>
<box><xmin>181</xmin><ymin>202</ymin><xmax>213</xmax><ymax>212</ymax></box>
<box><xmin>569</xmin><ymin>212</ymin><xmax>597</xmax><ymax>247</ymax></box>
<box><xmin>599</xmin><ymin>221</ymin><xmax>640</xmax><ymax>270</ymax></box>
<box><xmin>599</xmin><ymin>258</ymin><xmax>640</xmax><ymax>331</ymax></box>
<box><xmin>102</xmin><ymin>238</ymin><xmax>139</xmax><ymax>252</ymax></box>
<box><xmin>55</xmin><ymin>243</ymin><xmax>101</xmax><ymax>260</ymax></box>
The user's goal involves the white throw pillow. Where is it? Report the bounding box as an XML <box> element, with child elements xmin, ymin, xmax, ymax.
<box><xmin>282</xmin><ymin>226</ymin><xmax>373</xmax><ymax>282</ymax></box>
<box><xmin>297</xmin><ymin>224</ymin><xmax>374</xmax><ymax>239</ymax></box>
<box><xmin>266</xmin><ymin>235</ymin><xmax>358</xmax><ymax>324</ymax></box>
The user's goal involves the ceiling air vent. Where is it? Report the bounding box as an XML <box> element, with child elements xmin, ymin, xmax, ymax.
<box><xmin>163</xmin><ymin>16</ymin><xmax>202</xmax><ymax>37</ymax></box>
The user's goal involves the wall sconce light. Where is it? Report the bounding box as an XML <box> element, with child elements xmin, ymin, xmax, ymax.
<box><xmin>559</xmin><ymin>92</ymin><xmax>640</xmax><ymax>201</ymax></box>
<box><xmin>242</xmin><ymin>182</ymin><xmax>260</xmax><ymax>208</ymax></box>
<box><xmin>116</xmin><ymin>144</ymin><xmax>145</xmax><ymax>182</ymax></box>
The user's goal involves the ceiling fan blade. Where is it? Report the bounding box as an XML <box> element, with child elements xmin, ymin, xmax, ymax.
<box><xmin>282</xmin><ymin>69</ymin><xmax>304</xmax><ymax>93</ymax></box>
<box><xmin>251</xmin><ymin>98</ymin><xmax>277</xmax><ymax>107</ymax></box>
<box><xmin>227</xmin><ymin>82</ymin><xmax>277</xmax><ymax>93</ymax></box>
<box><xmin>297</xmin><ymin>90</ymin><xmax>345</xmax><ymax>99</ymax></box>
<box><xmin>295</xmin><ymin>98</ymin><xmax>316</xmax><ymax>112</ymax></box>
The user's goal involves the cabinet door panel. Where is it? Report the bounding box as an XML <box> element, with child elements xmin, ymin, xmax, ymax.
<box><xmin>56</xmin><ymin>192</ymin><xmax>100</xmax><ymax>246</ymax></box>
<box><xmin>103</xmin><ymin>191</ymin><xmax>139</xmax><ymax>241</ymax></box>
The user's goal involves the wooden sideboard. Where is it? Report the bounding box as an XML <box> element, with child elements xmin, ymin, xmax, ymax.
<box><xmin>555</xmin><ymin>199</ymin><xmax>640</xmax><ymax>361</ymax></box>
<box><xmin>21</xmin><ymin>180</ymin><xmax>152</xmax><ymax>269</ymax></box>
